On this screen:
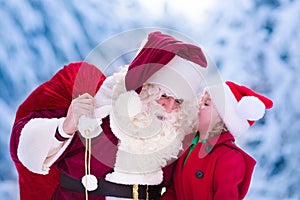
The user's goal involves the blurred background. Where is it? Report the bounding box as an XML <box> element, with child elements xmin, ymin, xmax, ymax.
<box><xmin>1</xmin><ymin>0</ymin><xmax>300</xmax><ymax>199</ymax></box>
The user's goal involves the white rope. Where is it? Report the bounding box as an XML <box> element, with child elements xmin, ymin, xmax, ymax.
<box><xmin>84</xmin><ymin>131</ymin><xmax>92</xmax><ymax>200</ymax></box>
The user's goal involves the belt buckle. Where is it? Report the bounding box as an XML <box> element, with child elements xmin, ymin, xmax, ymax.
<box><xmin>133</xmin><ymin>184</ymin><xmax>149</xmax><ymax>200</ymax></box>
<box><xmin>133</xmin><ymin>184</ymin><xmax>138</xmax><ymax>200</ymax></box>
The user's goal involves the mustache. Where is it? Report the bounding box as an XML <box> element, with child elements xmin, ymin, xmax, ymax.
<box><xmin>147</xmin><ymin>103</ymin><xmax>181</xmax><ymax>124</ymax></box>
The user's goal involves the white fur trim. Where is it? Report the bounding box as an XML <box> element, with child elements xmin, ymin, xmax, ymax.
<box><xmin>94</xmin><ymin>66</ymin><xmax>128</xmax><ymax>120</ymax></box>
<box><xmin>237</xmin><ymin>96</ymin><xmax>266</xmax><ymax>120</ymax></box>
<box><xmin>145</xmin><ymin>55</ymin><xmax>206</xmax><ymax>101</ymax></box>
<box><xmin>18</xmin><ymin>118</ymin><xmax>73</xmax><ymax>174</ymax></box>
<box><xmin>105</xmin><ymin>170</ymin><xmax>163</xmax><ymax>185</ymax></box>
<box><xmin>81</xmin><ymin>174</ymin><xmax>98</xmax><ymax>191</ymax></box>
<box><xmin>58</xmin><ymin>122</ymin><xmax>72</xmax><ymax>139</ymax></box>
<box><xmin>205</xmin><ymin>84</ymin><xmax>250</xmax><ymax>135</ymax></box>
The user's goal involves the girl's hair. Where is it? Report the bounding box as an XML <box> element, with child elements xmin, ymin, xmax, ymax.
<box><xmin>208</xmin><ymin>120</ymin><xmax>226</xmax><ymax>138</ymax></box>
<box><xmin>201</xmin><ymin>91</ymin><xmax>228</xmax><ymax>138</ymax></box>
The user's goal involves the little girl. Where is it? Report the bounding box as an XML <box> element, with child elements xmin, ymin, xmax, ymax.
<box><xmin>162</xmin><ymin>81</ymin><xmax>273</xmax><ymax>200</ymax></box>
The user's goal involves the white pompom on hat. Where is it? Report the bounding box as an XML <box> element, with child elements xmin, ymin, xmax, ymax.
<box><xmin>205</xmin><ymin>81</ymin><xmax>273</xmax><ymax>135</ymax></box>
<box><xmin>236</xmin><ymin>96</ymin><xmax>266</xmax><ymax>121</ymax></box>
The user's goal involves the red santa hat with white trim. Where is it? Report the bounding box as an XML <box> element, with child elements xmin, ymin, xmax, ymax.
<box><xmin>205</xmin><ymin>81</ymin><xmax>273</xmax><ymax>135</ymax></box>
<box><xmin>95</xmin><ymin>31</ymin><xmax>217</xmax><ymax>121</ymax></box>
<box><xmin>124</xmin><ymin>31</ymin><xmax>214</xmax><ymax>101</ymax></box>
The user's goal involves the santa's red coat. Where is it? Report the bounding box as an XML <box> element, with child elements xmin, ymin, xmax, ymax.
<box><xmin>10</xmin><ymin>62</ymin><xmax>174</xmax><ymax>200</ymax></box>
<box><xmin>161</xmin><ymin>132</ymin><xmax>256</xmax><ymax>200</ymax></box>
<box><xmin>9</xmin><ymin>62</ymin><xmax>104</xmax><ymax>199</ymax></box>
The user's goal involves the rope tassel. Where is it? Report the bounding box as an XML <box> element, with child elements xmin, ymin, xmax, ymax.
<box><xmin>81</xmin><ymin>130</ymin><xmax>98</xmax><ymax>200</ymax></box>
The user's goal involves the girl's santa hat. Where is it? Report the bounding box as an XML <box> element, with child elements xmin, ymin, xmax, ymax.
<box><xmin>205</xmin><ymin>81</ymin><xmax>273</xmax><ymax>135</ymax></box>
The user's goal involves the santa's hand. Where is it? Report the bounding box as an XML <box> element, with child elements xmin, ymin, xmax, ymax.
<box><xmin>63</xmin><ymin>93</ymin><xmax>95</xmax><ymax>135</ymax></box>
<box><xmin>78</xmin><ymin>115</ymin><xmax>103</xmax><ymax>139</ymax></box>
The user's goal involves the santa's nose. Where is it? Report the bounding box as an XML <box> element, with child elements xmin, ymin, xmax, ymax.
<box><xmin>162</xmin><ymin>98</ymin><xmax>177</xmax><ymax>113</ymax></box>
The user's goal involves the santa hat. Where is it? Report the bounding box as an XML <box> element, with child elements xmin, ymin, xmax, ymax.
<box><xmin>95</xmin><ymin>31</ymin><xmax>216</xmax><ymax>120</ymax></box>
<box><xmin>125</xmin><ymin>31</ymin><xmax>212</xmax><ymax>101</ymax></box>
<box><xmin>205</xmin><ymin>81</ymin><xmax>273</xmax><ymax>135</ymax></box>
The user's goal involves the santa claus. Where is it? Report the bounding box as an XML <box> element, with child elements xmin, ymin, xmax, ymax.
<box><xmin>10</xmin><ymin>31</ymin><xmax>215</xmax><ymax>199</ymax></box>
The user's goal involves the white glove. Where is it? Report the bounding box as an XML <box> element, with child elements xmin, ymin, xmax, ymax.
<box><xmin>78</xmin><ymin>115</ymin><xmax>103</xmax><ymax>139</ymax></box>
<box><xmin>62</xmin><ymin>93</ymin><xmax>95</xmax><ymax>135</ymax></box>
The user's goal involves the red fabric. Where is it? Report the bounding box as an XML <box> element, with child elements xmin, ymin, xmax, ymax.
<box><xmin>10</xmin><ymin>62</ymin><xmax>106</xmax><ymax>200</ymax></box>
<box><xmin>15</xmin><ymin>163</ymin><xmax>60</xmax><ymax>200</ymax></box>
<box><xmin>161</xmin><ymin>132</ymin><xmax>256</xmax><ymax>200</ymax></box>
<box><xmin>125</xmin><ymin>31</ymin><xmax>207</xmax><ymax>92</ymax></box>
<box><xmin>225</xmin><ymin>81</ymin><xmax>273</xmax><ymax>109</ymax></box>
<box><xmin>11</xmin><ymin>109</ymin><xmax>67</xmax><ymax>200</ymax></box>
<box><xmin>15</xmin><ymin>62</ymin><xmax>105</xmax><ymax>122</ymax></box>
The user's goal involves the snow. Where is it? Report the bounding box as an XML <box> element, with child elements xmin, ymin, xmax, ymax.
<box><xmin>1</xmin><ymin>0</ymin><xmax>300</xmax><ymax>199</ymax></box>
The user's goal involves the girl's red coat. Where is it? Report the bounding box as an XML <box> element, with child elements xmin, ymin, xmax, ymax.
<box><xmin>162</xmin><ymin>132</ymin><xmax>256</xmax><ymax>200</ymax></box>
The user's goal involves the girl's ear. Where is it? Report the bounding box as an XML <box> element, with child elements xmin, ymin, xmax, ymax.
<box><xmin>222</xmin><ymin>125</ymin><xmax>228</xmax><ymax>132</ymax></box>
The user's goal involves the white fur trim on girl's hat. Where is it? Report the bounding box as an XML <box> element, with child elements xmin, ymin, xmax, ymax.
<box><xmin>205</xmin><ymin>83</ymin><xmax>250</xmax><ymax>135</ymax></box>
<box><xmin>205</xmin><ymin>81</ymin><xmax>273</xmax><ymax>135</ymax></box>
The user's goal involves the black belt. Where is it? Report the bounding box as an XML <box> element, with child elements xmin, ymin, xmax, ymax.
<box><xmin>60</xmin><ymin>173</ymin><xmax>162</xmax><ymax>199</ymax></box>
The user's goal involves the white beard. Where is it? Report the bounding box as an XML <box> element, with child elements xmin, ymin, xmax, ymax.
<box><xmin>105</xmin><ymin>99</ymin><xmax>188</xmax><ymax>187</ymax></box>
<box><xmin>93</xmin><ymin>69</ymin><xmax>198</xmax><ymax>200</ymax></box>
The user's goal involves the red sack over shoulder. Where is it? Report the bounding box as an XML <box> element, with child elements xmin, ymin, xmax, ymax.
<box><xmin>10</xmin><ymin>62</ymin><xmax>106</xmax><ymax>200</ymax></box>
